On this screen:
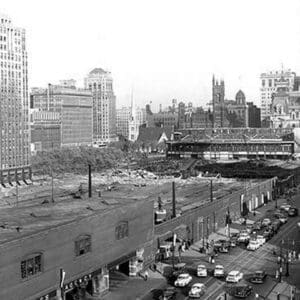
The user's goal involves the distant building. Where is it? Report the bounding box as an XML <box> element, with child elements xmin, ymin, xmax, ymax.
<box><xmin>84</xmin><ymin>68</ymin><xmax>117</xmax><ymax>145</ymax></box>
<box><xmin>260</xmin><ymin>69</ymin><xmax>296</xmax><ymax>121</ymax></box>
<box><xmin>30</xmin><ymin>83</ymin><xmax>93</xmax><ymax>149</ymax></box>
<box><xmin>116</xmin><ymin>106</ymin><xmax>146</xmax><ymax>141</ymax></box>
<box><xmin>226</xmin><ymin>90</ymin><xmax>248</xmax><ymax>127</ymax></box>
<box><xmin>146</xmin><ymin>108</ymin><xmax>178</xmax><ymax>128</ymax></box>
<box><xmin>137</xmin><ymin>127</ymin><xmax>173</xmax><ymax>153</ymax></box>
<box><xmin>212</xmin><ymin>75</ymin><xmax>229</xmax><ymax>128</ymax></box>
<box><xmin>0</xmin><ymin>14</ymin><xmax>31</xmax><ymax>185</ymax></box>
<box><xmin>247</xmin><ymin>102</ymin><xmax>261</xmax><ymax>128</ymax></box>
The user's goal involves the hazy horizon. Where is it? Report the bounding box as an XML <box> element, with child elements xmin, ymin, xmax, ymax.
<box><xmin>2</xmin><ymin>0</ymin><xmax>300</xmax><ymax>111</ymax></box>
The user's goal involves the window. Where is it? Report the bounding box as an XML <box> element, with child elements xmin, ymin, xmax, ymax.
<box><xmin>21</xmin><ymin>253</ymin><xmax>42</xmax><ymax>279</ymax></box>
<box><xmin>115</xmin><ymin>221</ymin><xmax>129</xmax><ymax>240</ymax></box>
<box><xmin>268</xmin><ymin>79</ymin><xmax>272</xmax><ymax>87</ymax></box>
<box><xmin>75</xmin><ymin>235</ymin><xmax>91</xmax><ymax>256</ymax></box>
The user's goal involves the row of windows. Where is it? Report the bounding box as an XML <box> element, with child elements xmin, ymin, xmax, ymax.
<box><xmin>20</xmin><ymin>223</ymin><xmax>129</xmax><ymax>279</ymax></box>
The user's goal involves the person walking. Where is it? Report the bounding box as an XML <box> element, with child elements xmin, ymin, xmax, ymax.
<box><xmin>144</xmin><ymin>270</ymin><xmax>149</xmax><ymax>281</ymax></box>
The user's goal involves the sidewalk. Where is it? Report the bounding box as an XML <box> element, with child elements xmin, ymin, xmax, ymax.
<box><xmin>102</xmin><ymin>270</ymin><xmax>166</xmax><ymax>300</ymax></box>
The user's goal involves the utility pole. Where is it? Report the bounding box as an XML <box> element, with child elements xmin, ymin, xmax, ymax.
<box><xmin>51</xmin><ymin>166</ymin><xmax>54</xmax><ymax>203</ymax></box>
<box><xmin>210</xmin><ymin>179</ymin><xmax>213</xmax><ymax>202</ymax></box>
<box><xmin>16</xmin><ymin>183</ymin><xmax>19</xmax><ymax>207</ymax></box>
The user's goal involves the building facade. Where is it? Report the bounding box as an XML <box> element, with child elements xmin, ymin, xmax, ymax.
<box><xmin>0</xmin><ymin>14</ymin><xmax>31</xmax><ymax>185</ymax></box>
<box><xmin>31</xmin><ymin>83</ymin><xmax>93</xmax><ymax>148</ymax></box>
<box><xmin>212</xmin><ymin>75</ymin><xmax>229</xmax><ymax>128</ymax></box>
<box><xmin>247</xmin><ymin>102</ymin><xmax>261</xmax><ymax>128</ymax></box>
<box><xmin>260</xmin><ymin>69</ymin><xmax>296</xmax><ymax>121</ymax></box>
<box><xmin>0</xmin><ymin>196</ymin><xmax>154</xmax><ymax>300</ymax></box>
<box><xmin>84</xmin><ymin>68</ymin><xmax>117</xmax><ymax>145</ymax></box>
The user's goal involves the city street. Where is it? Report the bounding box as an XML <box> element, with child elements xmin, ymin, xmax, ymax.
<box><xmin>143</xmin><ymin>191</ymin><xmax>300</xmax><ymax>300</ymax></box>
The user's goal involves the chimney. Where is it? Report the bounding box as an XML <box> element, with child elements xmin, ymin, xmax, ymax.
<box><xmin>172</xmin><ymin>181</ymin><xmax>176</xmax><ymax>218</ymax></box>
<box><xmin>88</xmin><ymin>164</ymin><xmax>92</xmax><ymax>198</ymax></box>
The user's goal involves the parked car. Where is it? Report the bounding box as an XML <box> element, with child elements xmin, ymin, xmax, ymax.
<box><xmin>288</xmin><ymin>207</ymin><xmax>298</xmax><ymax>217</ymax></box>
<box><xmin>174</xmin><ymin>273</ymin><xmax>192</xmax><ymax>287</ymax></box>
<box><xmin>197</xmin><ymin>265</ymin><xmax>207</xmax><ymax>277</ymax></box>
<box><xmin>263</xmin><ymin>228</ymin><xmax>273</xmax><ymax>240</ymax></box>
<box><xmin>214</xmin><ymin>265</ymin><xmax>225</xmax><ymax>278</ymax></box>
<box><xmin>226</xmin><ymin>270</ymin><xmax>243</xmax><ymax>283</ymax></box>
<box><xmin>262</xmin><ymin>218</ymin><xmax>272</xmax><ymax>227</ymax></box>
<box><xmin>271</xmin><ymin>220</ymin><xmax>281</xmax><ymax>233</ymax></box>
<box><xmin>247</xmin><ymin>239</ymin><xmax>260</xmax><ymax>251</ymax></box>
<box><xmin>249</xmin><ymin>270</ymin><xmax>267</xmax><ymax>284</ymax></box>
<box><xmin>252</xmin><ymin>221</ymin><xmax>262</xmax><ymax>231</ymax></box>
<box><xmin>232</xmin><ymin>284</ymin><xmax>253</xmax><ymax>298</ymax></box>
<box><xmin>274</xmin><ymin>213</ymin><xmax>288</xmax><ymax>224</ymax></box>
<box><xmin>188</xmin><ymin>283</ymin><xmax>206</xmax><ymax>298</ymax></box>
<box><xmin>238</xmin><ymin>233</ymin><xmax>250</xmax><ymax>243</ymax></box>
<box><xmin>256</xmin><ymin>235</ymin><xmax>266</xmax><ymax>246</ymax></box>
<box><xmin>159</xmin><ymin>287</ymin><xmax>177</xmax><ymax>300</ymax></box>
<box><xmin>280</xmin><ymin>203</ymin><xmax>291</xmax><ymax>212</ymax></box>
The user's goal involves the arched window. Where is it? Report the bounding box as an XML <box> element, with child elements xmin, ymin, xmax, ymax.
<box><xmin>21</xmin><ymin>252</ymin><xmax>43</xmax><ymax>279</ymax></box>
<box><xmin>75</xmin><ymin>234</ymin><xmax>92</xmax><ymax>256</ymax></box>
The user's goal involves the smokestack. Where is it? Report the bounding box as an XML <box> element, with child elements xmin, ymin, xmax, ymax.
<box><xmin>172</xmin><ymin>181</ymin><xmax>176</xmax><ymax>218</ymax></box>
<box><xmin>88</xmin><ymin>164</ymin><xmax>92</xmax><ymax>198</ymax></box>
<box><xmin>210</xmin><ymin>179</ymin><xmax>213</xmax><ymax>202</ymax></box>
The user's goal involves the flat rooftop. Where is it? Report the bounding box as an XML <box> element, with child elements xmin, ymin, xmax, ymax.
<box><xmin>0</xmin><ymin>173</ymin><xmax>264</xmax><ymax>245</ymax></box>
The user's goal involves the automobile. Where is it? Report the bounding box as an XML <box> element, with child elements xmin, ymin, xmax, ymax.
<box><xmin>246</xmin><ymin>225</ymin><xmax>254</xmax><ymax>234</ymax></box>
<box><xmin>214</xmin><ymin>265</ymin><xmax>225</xmax><ymax>278</ymax></box>
<box><xmin>238</xmin><ymin>233</ymin><xmax>250</xmax><ymax>243</ymax></box>
<box><xmin>188</xmin><ymin>283</ymin><xmax>206</xmax><ymax>298</ymax></box>
<box><xmin>280</xmin><ymin>203</ymin><xmax>291</xmax><ymax>212</ymax></box>
<box><xmin>230</xmin><ymin>236</ymin><xmax>238</xmax><ymax>247</ymax></box>
<box><xmin>262</xmin><ymin>218</ymin><xmax>272</xmax><ymax>227</ymax></box>
<box><xmin>159</xmin><ymin>287</ymin><xmax>177</xmax><ymax>300</ymax></box>
<box><xmin>247</xmin><ymin>239</ymin><xmax>260</xmax><ymax>251</ymax></box>
<box><xmin>226</xmin><ymin>270</ymin><xmax>243</xmax><ymax>283</ymax></box>
<box><xmin>219</xmin><ymin>246</ymin><xmax>230</xmax><ymax>253</ymax></box>
<box><xmin>256</xmin><ymin>235</ymin><xmax>266</xmax><ymax>246</ymax></box>
<box><xmin>174</xmin><ymin>273</ymin><xmax>192</xmax><ymax>287</ymax></box>
<box><xmin>288</xmin><ymin>207</ymin><xmax>298</xmax><ymax>217</ymax></box>
<box><xmin>263</xmin><ymin>228</ymin><xmax>273</xmax><ymax>240</ymax></box>
<box><xmin>253</xmin><ymin>221</ymin><xmax>262</xmax><ymax>231</ymax></box>
<box><xmin>274</xmin><ymin>213</ymin><xmax>288</xmax><ymax>224</ymax></box>
<box><xmin>249</xmin><ymin>270</ymin><xmax>267</xmax><ymax>284</ymax></box>
<box><xmin>197</xmin><ymin>265</ymin><xmax>207</xmax><ymax>277</ymax></box>
<box><xmin>271</xmin><ymin>220</ymin><xmax>281</xmax><ymax>233</ymax></box>
<box><xmin>232</xmin><ymin>284</ymin><xmax>253</xmax><ymax>298</ymax></box>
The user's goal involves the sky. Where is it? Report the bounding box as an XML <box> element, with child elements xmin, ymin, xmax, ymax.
<box><xmin>2</xmin><ymin>0</ymin><xmax>300</xmax><ymax>111</ymax></box>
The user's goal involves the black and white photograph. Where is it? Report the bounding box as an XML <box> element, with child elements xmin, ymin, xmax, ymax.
<box><xmin>0</xmin><ymin>0</ymin><xmax>300</xmax><ymax>299</ymax></box>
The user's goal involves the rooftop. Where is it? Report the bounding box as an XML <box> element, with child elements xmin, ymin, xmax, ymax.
<box><xmin>0</xmin><ymin>171</ymin><xmax>265</xmax><ymax>245</ymax></box>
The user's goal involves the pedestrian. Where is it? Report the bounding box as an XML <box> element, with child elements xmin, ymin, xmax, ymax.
<box><xmin>275</xmin><ymin>269</ymin><xmax>279</xmax><ymax>279</ymax></box>
<box><xmin>293</xmin><ymin>250</ymin><xmax>296</xmax><ymax>260</ymax></box>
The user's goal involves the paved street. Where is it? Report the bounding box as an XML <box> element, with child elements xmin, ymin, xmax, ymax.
<box><xmin>143</xmin><ymin>191</ymin><xmax>300</xmax><ymax>300</ymax></box>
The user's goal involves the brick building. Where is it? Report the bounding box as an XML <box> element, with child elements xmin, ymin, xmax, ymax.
<box><xmin>0</xmin><ymin>195</ymin><xmax>154</xmax><ymax>300</ymax></box>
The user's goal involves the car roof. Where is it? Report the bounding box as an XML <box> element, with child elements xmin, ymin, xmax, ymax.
<box><xmin>228</xmin><ymin>270</ymin><xmax>239</xmax><ymax>275</ymax></box>
<box><xmin>192</xmin><ymin>283</ymin><xmax>205</xmax><ymax>288</ymax></box>
<box><xmin>215</xmin><ymin>265</ymin><xmax>224</xmax><ymax>268</ymax></box>
<box><xmin>178</xmin><ymin>273</ymin><xmax>189</xmax><ymax>277</ymax></box>
<box><xmin>198</xmin><ymin>265</ymin><xmax>206</xmax><ymax>268</ymax></box>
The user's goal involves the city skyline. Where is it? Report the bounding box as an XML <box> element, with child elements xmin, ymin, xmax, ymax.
<box><xmin>2</xmin><ymin>0</ymin><xmax>300</xmax><ymax>111</ymax></box>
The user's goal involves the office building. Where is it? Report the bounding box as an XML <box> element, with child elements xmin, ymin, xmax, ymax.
<box><xmin>0</xmin><ymin>14</ymin><xmax>31</xmax><ymax>185</ymax></box>
<box><xmin>84</xmin><ymin>68</ymin><xmax>117</xmax><ymax>145</ymax></box>
<box><xmin>260</xmin><ymin>69</ymin><xmax>296</xmax><ymax>121</ymax></box>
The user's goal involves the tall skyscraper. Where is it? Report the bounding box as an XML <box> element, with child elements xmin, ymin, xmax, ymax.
<box><xmin>84</xmin><ymin>68</ymin><xmax>117</xmax><ymax>145</ymax></box>
<box><xmin>260</xmin><ymin>69</ymin><xmax>296</xmax><ymax>121</ymax></box>
<box><xmin>0</xmin><ymin>14</ymin><xmax>31</xmax><ymax>185</ymax></box>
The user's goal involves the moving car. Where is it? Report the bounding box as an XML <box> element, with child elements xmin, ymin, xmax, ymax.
<box><xmin>188</xmin><ymin>283</ymin><xmax>206</xmax><ymax>298</ymax></box>
<box><xmin>214</xmin><ymin>265</ymin><xmax>225</xmax><ymax>278</ymax></box>
<box><xmin>271</xmin><ymin>220</ymin><xmax>281</xmax><ymax>233</ymax></box>
<box><xmin>238</xmin><ymin>233</ymin><xmax>250</xmax><ymax>243</ymax></box>
<box><xmin>247</xmin><ymin>239</ymin><xmax>260</xmax><ymax>251</ymax></box>
<box><xmin>159</xmin><ymin>287</ymin><xmax>177</xmax><ymax>300</ymax></box>
<box><xmin>232</xmin><ymin>284</ymin><xmax>253</xmax><ymax>298</ymax></box>
<box><xmin>174</xmin><ymin>273</ymin><xmax>192</xmax><ymax>287</ymax></box>
<box><xmin>226</xmin><ymin>270</ymin><xmax>243</xmax><ymax>283</ymax></box>
<box><xmin>253</xmin><ymin>221</ymin><xmax>262</xmax><ymax>231</ymax></box>
<box><xmin>262</xmin><ymin>218</ymin><xmax>272</xmax><ymax>227</ymax></box>
<box><xmin>288</xmin><ymin>207</ymin><xmax>298</xmax><ymax>217</ymax></box>
<box><xmin>274</xmin><ymin>213</ymin><xmax>288</xmax><ymax>224</ymax></box>
<box><xmin>197</xmin><ymin>265</ymin><xmax>207</xmax><ymax>277</ymax></box>
<box><xmin>263</xmin><ymin>228</ymin><xmax>273</xmax><ymax>240</ymax></box>
<box><xmin>249</xmin><ymin>270</ymin><xmax>267</xmax><ymax>284</ymax></box>
<box><xmin>280</xmin><ymin>203</ymin><xmax>291</xmax><ymax>212</ymax></box>
<box><xmin>256</xmin><ymin>235</ymin><xmax>266</xmax><ymax>246</ymax></box>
